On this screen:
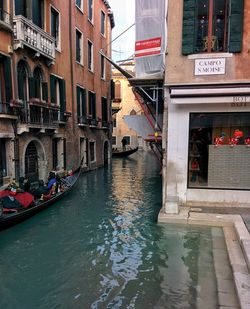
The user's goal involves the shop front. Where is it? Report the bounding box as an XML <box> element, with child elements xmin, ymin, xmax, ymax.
<box><xmin>164</xmin><ymin>84</ymin><xmax>250</xmax><ymax>212</ymax></box>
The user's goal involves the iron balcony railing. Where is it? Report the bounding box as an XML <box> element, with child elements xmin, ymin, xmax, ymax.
<box><xmin>0</xmin><ymin>9</ymin><xmax>13</xmax><ymax>31</ymax></box>
<box><xmin>0</xmin><ymin>102</ymin><xmax>19</xmax><ymax>117</ymax></box>
<box><xmin>78</xmin><ymin>115</ymin><xmax>88</xmax><ymax>126</ymax></box>
<box><xmin>19</xmin><ymin>102</ymin><xmax>63</xmax><ymax>126</ymax></box>
<box><xmin>13</xmin><ymin>15</ymin><xmax>55</xmax><ymax>61</ymax></box>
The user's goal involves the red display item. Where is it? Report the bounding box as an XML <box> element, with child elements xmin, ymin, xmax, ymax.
<box><xmin>244</xmin><ymin>137</ymin><xmax>250</xmax><ymax>147</ymax></box>
<box><xmin>214</xmin><ymin>137</ymin><xmax>224</xmax><ymax>146</ymax></box>
<box><xmin>229</xmin><ymin>137</ymin><xmax>238</xmax><ymax>146</ymax></box>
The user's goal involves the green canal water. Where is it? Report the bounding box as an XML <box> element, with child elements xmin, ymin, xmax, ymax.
<box><xmin>0</xmin><ymin>152</ymin><xmax>219</xmax><ymax>308</ymax></box>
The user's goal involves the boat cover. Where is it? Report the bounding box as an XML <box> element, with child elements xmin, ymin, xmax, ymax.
<box><xmin>0</xmin><ymin>190</ymin><xmax>34</xmax><ymax>208</ymax></box>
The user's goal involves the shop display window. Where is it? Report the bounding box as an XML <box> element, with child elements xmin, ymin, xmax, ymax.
<box><xmin>188</xmin><ymin>113</ymin><xmax>250</xmax><ymax>190</ymax></box>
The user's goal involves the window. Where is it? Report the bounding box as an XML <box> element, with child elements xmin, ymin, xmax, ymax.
<box><xmin>0</xmin><ymin>139</ymin><xmax>7</xmax><ymax>186</ymax></box>
<box><xmin>33</xmin><ymin>67</ymin><xmax>44</xmax><ymax>99</ymax></box>
<box><xmin>101</xmin><ymin>97</ymin><xmax>108</xmax><ymax>127</ymax></box>
<box><xmin>101</xmin><ymin>54</ymin><xmax>105</xmax><ymax>79</ymax></box>
<box><xmin>188</xmin><ymin>112</ymin><xmax>250</xmax><ymax>190</ymax></box>
<box><xmin>51</xmin><ymin>6</ymin><xmax>60</xmax><ymax>49</ymax></box>
<box><xmin>0</xmin><ymin>56</ymin><xmax>12</xmax><ymax>105</ymax></box>
<box><xmin>50</xmin><ymin>75</ymin><xmax>66</xmax><ymax>117</ymax></box>
<box><xmin>101</xmin><ymin>10</ymin><xmax>105</xmax><ymax>35</ymax></box>
<box><xmin>88</xmin><ymin>0</ymin><xmax>93</xmax><ymax>22</ymax></box>
<box><xmin>32</xmin><ymin>0</ymin><xmax>44</xmax><ymax>28</ymax></box>
<box><xmin>76</xmin><ymin>0</ymin><xmax>82</xmax><ymax>11</ymax></box>
<box><xmin>112</xmin><ymin>136</ymin><xmax>117</xmax><ymax>146</ymax></box>
<box><xmin>89</xmin><ymin>141</ymin><xmax>96</xmax><ymax>162</ymax></box>
<box><xmin>76</xmin><ymin>29</ymin><xmax>83</xmax><ymax>64</ymax></box>
<box><xmin>88</xmin><ymin>40</ymin><xmax>93</xmax><ymax>71</ymax></box>
<box><xmin>52</xmin><ymin>138</ymin><xmax>59</xmax><ymax>170</ymax></box>
<box><xmin>88</xmin><ymin>91</ymin><xmax>96</xmax><ymax>120</ymax></box>
<box><xmin>182</xmin><ymin>0</ymin><xmax>244</xmax><ymax>54</ymax></box>
<box><xmin>76</xmin><ymin>86</ymin><xmax>87</xmax><ymax>124</ymax></box>
<box><xmin>15</xmin><ymin>0</ymin><xmax>28</xmax><ymax>17</ymax></box>
<box><xmin>114</xmin><ymin>81</ymin><xmax>121</xmax><ymax>102</ymax></box>
<box><xmin>17</xmin><ymin>60</ymin><xmax>29</xmax><ymax>101</ymax></box>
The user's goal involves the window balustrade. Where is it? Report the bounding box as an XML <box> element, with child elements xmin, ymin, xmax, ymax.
<box><xmin>13</xmin><ymin>15</ymin><xmax>55</xmax><ymax>61</ymax></box>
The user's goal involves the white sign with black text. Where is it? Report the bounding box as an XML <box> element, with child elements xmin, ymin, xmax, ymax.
<box><xmin>195</xmin><ymin>58</ymin><xmax>226</xmax><ymax>76</ymax></box>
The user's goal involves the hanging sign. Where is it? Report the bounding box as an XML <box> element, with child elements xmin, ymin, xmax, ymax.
<box><xmin>135</xmin><ymin>37</ymin><xmax>162</xmax><ymax>58</ymax></box>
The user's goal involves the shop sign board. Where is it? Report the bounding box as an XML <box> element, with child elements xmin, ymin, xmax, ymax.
<box><xmin>135</xmin><ymin>37</ymin><xmax>162</xmax><ymax>58</ymax></box>
<box><xmin>195</xmin><ymin>58</ymin><xmax>226</xmax><ymax>76</ymax></box>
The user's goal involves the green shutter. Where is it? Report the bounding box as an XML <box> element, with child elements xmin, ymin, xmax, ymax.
<box><xmin>88</xmin><ymin>91</ymin><xmax>92</xmax><ymax>115</ymax></box>
<box><xmin>92</xmin><ymin>93</ymin><xmax>96</xmax><ymax>119</ymax></box>
<box><xmin>110</xmin><ymin>80</ymin><xmax>115</xmax><ymax>100</ymax></box>
<box><xmin>229</xmin><ymin>0</ymin><xmax>244</xmax><ymax>53</ymax></box>
<box><xmin>42</xmin><ymin>82</ymin><xmax>48</xmax><ymax>101</ymax></box>
<box><xmin>3</xmin><ymin>57</ymin><xmax>12</xmax><ymax>103</ymax></box>
<box><xmin>102</xmin><ymin>97</ymin><xmax>107</xmax><ymax>121</ymax></box>
<box><xmin>82</xmin><ymin>88</ymin><xmax>86</xmax><ymax>116</ymax></box>
<box><xmin>182</xmin><ymin>0</ymin><xmax>196</xmax><ymax>55</ymax></box>
<box><xmin>76</xmin><ymin>86</ymin><xmax>81</xmax><ymax>116</ymax></box>
<box><xmin>15</xmin><ymin>0</ymin><xmax>23</xmax><ymax>15</ymax></box>
<box><xmin>59</xmin><ymin>79</ymin><xmax>66</xmax><ymax>112</ymax></box>
<box><xmin>28</xmin><ymin>77</ymin><xmax>35</xmax><ymax>99</ymax></box>
<box><xmin>50</xmin><ymin>75</ymin><xmax>56</xmax><ymax>103</ymax></box>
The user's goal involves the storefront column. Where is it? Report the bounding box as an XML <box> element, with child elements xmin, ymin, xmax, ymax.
<box><xmin>162</xmin><ymin>86</ymin><xmax>179</xmax><ymax>214</ymax></box>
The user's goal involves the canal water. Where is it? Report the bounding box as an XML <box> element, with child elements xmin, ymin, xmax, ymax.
<box><xmin>0</xmin><ymin>152</ymin><xmax>219</xmax><ymax>308</ymax></box>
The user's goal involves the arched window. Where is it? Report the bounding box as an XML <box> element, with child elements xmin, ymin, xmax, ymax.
<box><xmin>17</xmin><ymin>60</ymin><xmax>29</xmax><ymax>100</ymax></box>
<box><xmin>33</xmin><ymin>67</ymin><xmax>43</xmax><ymax>99</ymax></box>
<box><xmin>114</xmin><ymin>81</ymin><xmax>121</xmax><ymax>102</ymax></box>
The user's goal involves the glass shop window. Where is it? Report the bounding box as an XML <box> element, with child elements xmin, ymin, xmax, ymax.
<box><xmin>188</xmin><ymin>113</ymin><xmax>250</xmax><ymax>190</ymax></box>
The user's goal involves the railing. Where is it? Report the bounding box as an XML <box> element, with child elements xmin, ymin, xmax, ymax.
<box><xmin>20</xmin><ymin>102</ymin><xmax>60</xmax><ymax>126</ymax></box>
<box><xmin>101</xmin><ymin>120</ymin><xmax>108</xmax><ymax>128</ymax></box>
<box><xmin>0</xmin><ymin>9</ymin><xmax>13</xmax><ymax>30</ymax></box>
<box><xmin>13</xmin><ymin>15</ymin><xmax>55</xmax><ymax>61</ymax></box>
<box><xmin>0</xmin><ymin>102</ymin><xmax>17</xmax><ymax>116</ymax></box>
<box><xmin>78</xmin><ymin>115</ymin><xmax>88</xmax><ymax>126</ymax></box>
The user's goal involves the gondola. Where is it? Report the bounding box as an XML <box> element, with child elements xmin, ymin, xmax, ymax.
<box><xmin>0</xmin><ymin>168</ymin><xmax>81</xmax><ymax>231</ymax></box>
<box><xmin>112</xmin><ymin>147</ymin><xmax>138</xmax><ymax>158</ymax></box>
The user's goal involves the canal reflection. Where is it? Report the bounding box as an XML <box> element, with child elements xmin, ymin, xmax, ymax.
<box><xmin>0</xmin><ymin>152</ymin><xmax>218</xmax><ymax>308</ymax></box>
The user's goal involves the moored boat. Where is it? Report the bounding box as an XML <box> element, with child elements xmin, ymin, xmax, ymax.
<box><xmin>0</xmin><ymin>168</ymin><xmax>81</xmax><ymax>231</ymax></box>
<box><xmin>112</xmin><ymin>147</ymin><xmax>138</xmax><ymax>157</ymax></box>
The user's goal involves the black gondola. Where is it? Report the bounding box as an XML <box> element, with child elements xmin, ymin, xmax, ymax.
<box><xmin>0</xmin><ymin>168</ymin><xmax>81</xmax><ymax>231</ymax></box>
<box><xmin>112</xmin><ymin>147</ymin><xmax>139</xmax><ymax>157</ymax></box>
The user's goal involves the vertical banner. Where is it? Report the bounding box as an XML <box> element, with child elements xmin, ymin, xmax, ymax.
<box><xmin>135</xmin><ymin>0</ymin><xmax>167</xmax><ymax>78</ymax></box>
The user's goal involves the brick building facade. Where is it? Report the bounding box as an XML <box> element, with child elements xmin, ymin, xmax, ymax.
<box><xmin>0</xmin><ymin>0</ymin><xmax>114</xmax><ymax>186</ymax></box>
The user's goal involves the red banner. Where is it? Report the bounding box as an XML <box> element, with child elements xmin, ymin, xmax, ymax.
<box><xmin>135</xmin><ymin>37</ymin><xmax>162</xmax><ymax>58</ymax></box>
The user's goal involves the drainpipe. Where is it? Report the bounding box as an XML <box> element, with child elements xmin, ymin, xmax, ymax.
<box><xmin>69</xmin><ymin>0</ymin><xmax>75</xmax><ymax>133</ymax></box>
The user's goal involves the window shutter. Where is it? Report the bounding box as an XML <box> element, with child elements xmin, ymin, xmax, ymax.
<box><xmin>92</xmin><ymin>93</ymin><xmax>96</xmax><ymax>119</ymax></box>
<box><xmin>28</xmin><ymin>77</ymin><xmax>35</xmax><ymax>99</ymax></box>
<box><xmin>82</xmin><ymin>88</ymin><xmax>86</xmax><ymax>116</ymax></box>
<box><xmin>32</xmin><ymin>0</ymin><xmax>39</xmax><ymax>26</ymax></box>
<box><xmin>50</xmin><ymin>75</ymin><xmax>56</xmax><ymax>103</ymax></box>
<box><xmin>182</xmin><ymin>0</ymin><xmax>196</xmax><ymax>55</ymax></box>
<box><xmin>59</xmin><ymin>78</ymin><xmax>66</xmax><ymax>112</ymax></box>
<box><xmin>15</xmin><ymin>0</ymin><xmax>23</xmax><ymax>15</ymax></box>
<box><xmin>3</xmin><ymin>57</ymin><xmax>12</xmax><ymax>103</ymax></box>
<box><xmin>229</xmin><ymin>0</ymin><xmax>244</xmax><ymax>53</ymax></box>
<box><xmin>42</xmin><ymin>82</ymin><xmax>48</xmax><ymax>101</ymax></box>
<box><xmin>102</xmin><ymin>97</ymin><xmax>107</xmax><ymax>121</ymax></box>
<box><xmin>76</xmin><ymin>86</ymin><xmax>81</xmax><ymax>116</ymax></box>
<box><xmin>110</xmin><ymin>79</ymin><xmax>115</xmax><ymax>100</ymax></box>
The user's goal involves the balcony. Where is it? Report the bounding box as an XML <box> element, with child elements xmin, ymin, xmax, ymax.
<box><xmin>112</xmin><ymin>101</ymin><xmax>121</xmax><ymax>115</ymax></box>
<box><xmin>78</xmin><ymin>115</ymin><xmax>88</xmax><ymax>126</ymax></box>
<box><xmin>0</xmin><ymin>102</ymin><xmax>19</xmax><ymax>120</ymax></box>
<box><xmin>0</xmin><ymin>9</ymin><xmax>13</xmax><ymax>32</ymax></box>
<box><xmin>13</xmin><ymin>15</ymin><xmax>55</xmax><ymax>64</ymax></box>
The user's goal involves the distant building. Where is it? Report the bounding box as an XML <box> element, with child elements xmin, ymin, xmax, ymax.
<box><xmin>0</xmin><ymin>0</ymin><xmax>114</xmax><ymax>187</ymax></box>
<box><xmin>111</xmin><ymin>60</ymin><xmax>147</xmax><ymax>150</ymax></box>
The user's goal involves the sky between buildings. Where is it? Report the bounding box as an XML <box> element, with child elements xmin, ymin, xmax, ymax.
<box><xmin>108</xmin><ymin>0</ymin><xmax>135</xmax><ymax>62</ymax></box>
